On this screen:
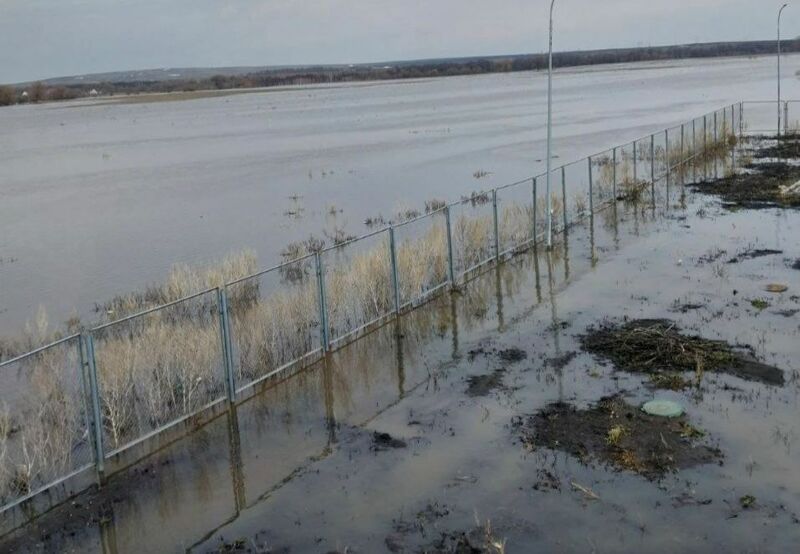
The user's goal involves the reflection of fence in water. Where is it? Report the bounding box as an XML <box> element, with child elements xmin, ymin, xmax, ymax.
<box><xmin>0</xmin><ymin>101</ymin><xmax>756</xmax><ymax>521</ymax></box>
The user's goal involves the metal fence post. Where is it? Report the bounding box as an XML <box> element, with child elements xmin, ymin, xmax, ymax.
<box><xmin>785</xmin><ymin>102</ymin><xmax>789</xmax><ymax>134</ymax></box>
<box><xmin>722</xmin><ymin>108</ymin><xmax>726</xmax><ymax>137</ymax></box>
<box><xmin>680</xmin><ymin>124</ymin><xmax>685</xmax><ymax>164</ymax></box>
<box><xmin>703</xmin><ymin>115</ymin><xmax>707</xmax><ymax>152</ymax></box>
<box><xmin>217</xmin><ymin>287</ymin><xmax>236</xmax><ymax>403</ymax></box>
<box><xmin>612</xmin><ymin>147</ymin><xmax>617</xmax><ymax>199</ymax></box>
<box><xmin>587</xmin><ymin>156</ymin><xmax>594</xmax><ymax>213</ymax></box>
<box><xmin>633</xmin><ymin>141</ymin><xmax>638</xmax><ymax>182</ymax></box>
<box><xmin>531</xmin><ymin>177</ymin><xmax>538</xmax><ymax>242</ymax></box>
<box><xmin>713</xmin><ymin>111</ymin><xmax>718</xmax><ymax>144</ymax></box>
<box><xmin>388</xmin><ymin>227</ymin><xmax>401</xmax><ymax>314</ymax></box>
<box><xmin>739</xmin><ymin>102</ymin><xmax>744</xmax><ymax>137</ymax></box>
<box><xmin>561</xmin><ymin>166</ymin><xmax>567</xmax><ymax>231</ymax></box>
<box><xmin>650</xmin><ymin>134</ymin><xmax>655</xmax><ymax>183</ymax></box>
<box><xmin>315</xmin><ymin>252</ymin><xmax>330</xmax><ymax>351</ymax></box>
<box><xmin>81</xmin><ymin>333</ymin><xmax>105</xmax><ymax>481</ymax></box>
<box><xmin>492</xmin><ymin>189</ymin><xmax>500</xmax><ymax>261</ymax></box>
<box><xmin>444</xmin><ymin>205</ymin><xmax>456</xmax><ymax>286</ymax></box>
<box><xmin>665</xmin><ymin>129</ymin><xmax>669</xmax><ymax>175</ymax></box>
<box><xmin>692</xmin><ymin>119</ymin><xmax>696</xmax><ymax>154</ymax></box>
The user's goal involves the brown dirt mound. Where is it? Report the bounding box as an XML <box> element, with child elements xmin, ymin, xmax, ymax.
<box><xmin>518</xmin><ymin>395</ymin><xmax>722</xmax><ymax>480</ymax></box>
<box><xmin>580</xmin><ymin>319</ymin><xmax>784</xmax><ymax>387</ymax></box>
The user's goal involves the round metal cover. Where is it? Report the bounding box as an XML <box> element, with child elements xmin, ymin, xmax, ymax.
<box><xmin>642</xmin><ymin>399</ymin><xmax>684</xmax><ymax>418</ymax></box>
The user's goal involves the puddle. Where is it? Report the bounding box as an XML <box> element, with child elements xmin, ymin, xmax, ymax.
<box><xmin>3</xmin><ymin>148</ymin><xmax>800</xmax><ymax>553</ymax></box>
<box><xmin>516</xmin><ymin>395</ymin><xmax>722</xmax><ymax>480</ymax></box>
<box><xmin>580</xmin><ymin>319</ymin><xmax>785</xmax><ymax>387</ymax></box>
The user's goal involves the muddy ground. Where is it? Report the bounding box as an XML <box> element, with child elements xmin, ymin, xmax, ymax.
<box><xmin>2</xmin><ymin>141</ymin><xmax>799</xmax><ymax>553</ymax></box>
<box><xmin>692</xmin><ymin>150</ymin><xmax>800</xmax><ymax>209</ymax></box>
<box><xmin>516</xmin><ymin>395</ymin><xmax>722</xmax><ymax>480</ymax></box>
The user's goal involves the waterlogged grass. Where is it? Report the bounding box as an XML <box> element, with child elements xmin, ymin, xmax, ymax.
<box><xmin>0</xmin><ymin>125</ymin><xmax>738</xmax><ymax>508</ymax></box>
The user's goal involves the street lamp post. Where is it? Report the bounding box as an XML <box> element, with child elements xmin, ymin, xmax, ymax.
<box><xmin>545</xmin><ymin>0</ymin><xmax>556</xmax><ymax>248</ymax></box>
<box><xmin>778</xmin><ymin>3</ymin><xmax>789</xmax><ymax>136</ymax></box>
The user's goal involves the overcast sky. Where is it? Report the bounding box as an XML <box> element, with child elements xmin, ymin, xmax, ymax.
<box><xmin>0</xmin><ymin>0</ymin><xmax>797</xmax><ymax>83</ymax></box>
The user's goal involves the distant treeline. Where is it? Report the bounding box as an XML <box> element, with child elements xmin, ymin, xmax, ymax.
<box><xmin>2</xmin><ymin>40</ymin><xmax>799</xmax><ymax>105</ymax></box>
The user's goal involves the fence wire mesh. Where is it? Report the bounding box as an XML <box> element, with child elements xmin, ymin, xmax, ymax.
<box><xmin>1</xmin><ymin>101</ymin><xmax>764</xmax><ymax>517</ymax></box>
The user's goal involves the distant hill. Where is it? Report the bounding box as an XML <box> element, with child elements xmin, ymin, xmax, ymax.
<box><xmin>3</xmin><ymin>39</ymin><xmax>800</xmax><ymax>104</ymax></box>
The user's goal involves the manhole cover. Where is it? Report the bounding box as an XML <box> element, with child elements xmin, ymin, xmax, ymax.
<box><xmin>642</xmin><ymin>399</ymin><xmax>684</xmax><ymax>418</ymax></box>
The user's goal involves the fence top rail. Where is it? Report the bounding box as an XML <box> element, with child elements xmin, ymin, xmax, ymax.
<box><xmin>320</xmin><ymin>226</ymin><xmax>388</xmax><ymax>254</ymax></box>
<box><xmin>494</xmin><ymin>177</ymin><xmax>534</xmax><ymax>192</ymax></box>
<box><xmin>90</xmin><ymin>287</ymin><xmax>219</xmax><ymax>333</ymax></box>
<box><xmin>0</xmin><ymin>333</ymin><xmax>81</xmax><ymax>368</ymax></box>
<box><xmin>225</xmin><ymin>251</ymin><xmax>317</xmax><ymax>288</ymax></box>
<box><xmin>392</xmin><ymin>205</ymin><xmax>447</xmax><ymax>230</ymax></box>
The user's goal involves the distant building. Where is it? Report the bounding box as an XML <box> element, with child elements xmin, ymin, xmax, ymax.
<box><xmin>89</xmin><ymin>89</ymin><xmax>99</xmax><ymax>97</ymax></box>
<box><xmin>20</xmin><ymin>91</ymin><xmax>28</xmax><ymax>99</ymax></box>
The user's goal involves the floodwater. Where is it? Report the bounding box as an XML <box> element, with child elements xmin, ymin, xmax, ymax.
<box><xmin>3</xmin><ymin>152</ymin><xmax>799</xmax><ymax>552</ymax></box>
<box><xmin>1</xmin><ymin>54</ymin><xmax>800</xmax><ymax>337</ymax></box>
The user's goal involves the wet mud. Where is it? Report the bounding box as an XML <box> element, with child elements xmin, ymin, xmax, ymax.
<box><xmin>516</xmin><ymin>395</ymin><xmax>722</xmax><ymax>480</ymax></box>
<box><xmin>750</xmin><ymin>135</ymin><xmax>800</xmax><ymax>159</ymax></box>
<box><xmin>691</xmin><ymin>160</ymin><xmax>800</xmax><ymax>209</ymax></box>
<box><xmin>725</xmin><ymin>248</ymin><xmax>783</xmax><ymax>263</ymax></box>
<box><xmin>580</xmin><ymin>319</ymin><xmax>785</xmax><ymax>387</ymax></box>
<box><xmin>465</xmin><ymin>369</ymin><xmax>507</xmax><ymax>397</ymax></box>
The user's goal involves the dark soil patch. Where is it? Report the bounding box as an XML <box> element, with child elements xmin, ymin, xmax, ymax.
<box><xmin>580</xmin><ymin>319</ymin><xmax>784</xmax><ymax>387</ymax></box>
<box><xmin>670</xmin><ymin>302</ymin><xmax>706</xmax><ymax>314</ymax></box>
<box><xmin>726</xmin><ymin>248</ymin><xmax>783</xmax><ymax>263</ymax></box>
<box><xmin>421</xmin><ymin>528</ymin><xmax>504</xmax><ymax>554</ymax></box>
<box><xmin>465</xmin><ymin>369</ymin><xmax>506</xmax><ymax>397</ymax></box>
<box><xmin>544</xmin><ymin>351</ymin><xmax>577</xmax><ymax>370</ymax></box>
<box><xmin>751</xmin><ymin>136</ymin><xmax>800</xmax><ymax>159</ymax></box>
<box><xmin>690</xmin><ymin>162</ymin><xmax>800</xmax><ymax>209</ymax></box>
<box><xmin>532</xmin><ymin>469</ymin><xmax>561</xmax><ymax>492</ymax></box>
<box><xmin>518</xmin><ymin>395</ymin><xmax>722</xmax><ymax>480</ymax></box>
<box><xmin>774</xmin><ymin>309</ymin><xmax>799</xmax><ymax>318</ymax></box>
<box><xmin>497</xmin><ymin>347</ymin><xmax>527</xmax><ymax>363</ymax></box>
<box><xmin>467</xmin><ymin>345</ymin><xmax>527</xmax><ymax>364</ymax></box>
<box><xmin>372</xmin><ymin>431</ymin><xmax>407</xmax><ymax>451</ymax></box>
<box><xmin>697</xmin><ymin>249</ymin><xmax>727</xmax><ymax>264</ymax></box>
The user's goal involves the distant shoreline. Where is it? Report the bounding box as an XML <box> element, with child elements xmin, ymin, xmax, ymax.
<box><xmin>3</xmin><ymin>39</ymin><xmax>800</xmax><ymax>107</ymax></box>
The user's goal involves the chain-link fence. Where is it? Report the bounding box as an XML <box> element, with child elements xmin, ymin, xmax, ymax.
<box><xmin>0</xmin><ymin>101</ymin><xmax>758</xmax><ymax>521</ymax></box>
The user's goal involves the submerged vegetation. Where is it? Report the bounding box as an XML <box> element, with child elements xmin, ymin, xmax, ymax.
<box><xmin>0</xmin><ymin>109</ymin><xmax>739</xmax><ymax>509</ymax></box>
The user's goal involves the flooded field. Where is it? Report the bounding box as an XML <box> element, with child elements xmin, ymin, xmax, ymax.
<box><xmin>1</xmin><ymin>54</ymin><xmax>800</xmax><ymax>337</ymax></box>
<box><xmin>2</xmin><ymin>136</ymin><xmax>798</xmax><ymax>552</ymax></box>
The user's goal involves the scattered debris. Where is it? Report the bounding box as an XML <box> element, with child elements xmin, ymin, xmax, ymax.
<box><xmin>726</xmin><ymin>248</ymin><xmax>783</xmax><ymax>264</ymax></box>
<box><xmin>580</xmin><ymin>319</ymin><xmax>784</xmax><ymax>386</ymax></box>
<box><xmin>740</xmin><ymin>495</ymin><xmax>757</xmax><ymax>509</ymax></box>
<box><xmin>570</xmin><ymin>481</ymin><xmax>600</xmax><ymax>500</ymax></box>
<box><xmin>764</xmin><ymin>283</ymin><xmax>788</xmax><ymax>293</ymax></box>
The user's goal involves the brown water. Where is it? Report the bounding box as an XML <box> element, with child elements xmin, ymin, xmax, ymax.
<box><xmin>2</xmin><ymin>54</ymin><xmax>800</xmax><ymax>338</ymax></box>
<box><xmin>3</xmin><ymin>156</ymin><xmax>799</xmax><ymax>552</ymax></box>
